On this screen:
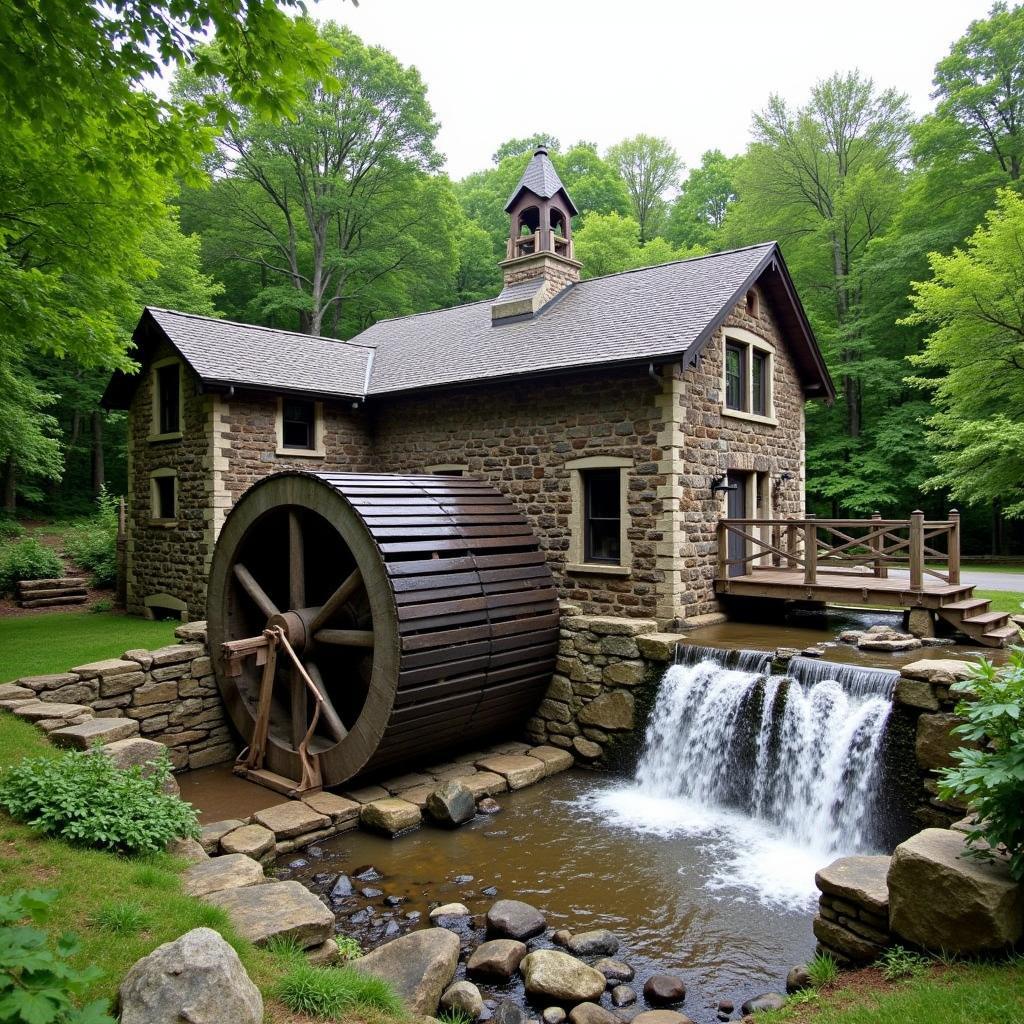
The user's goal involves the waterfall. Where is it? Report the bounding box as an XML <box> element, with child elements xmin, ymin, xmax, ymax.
<box><xmin>634</xmin><ymin>648</ymin><xmax>894</xmax><ymax>855</ymax></box>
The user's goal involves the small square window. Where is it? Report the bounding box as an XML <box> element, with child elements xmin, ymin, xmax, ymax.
<box><xmin>154</xmin><ymin>475</ymin><xmax>176</xmax><ymax>520</ymax></box>
<box><xmin>725</xmin><ymin>342</ymin><xmax>747</xmax><ymax>412</ymax></box>
<box><xmin>282</xmin><ymin>399</ymin><xmax>315</xmax><ymax>450</ymax></box>
<box><xmin>752</xmin><ymin>350</ymin><xmax>769</xmax><ymax>416</ymax></box>
<box><xmin>583</xmin><ymin>468</ymin><xmax>621</xmax><ymax>564</ymax></box>
<box><xmin>156</xmin><ymin>364</ymin><xmax>180</xmax><ymax>435</ymax></box>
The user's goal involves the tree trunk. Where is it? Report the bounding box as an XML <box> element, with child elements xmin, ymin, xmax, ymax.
<box><xmin>2</xmin><ymin>458</ymin><xmax>15</xmax><ymax>512</ymax></box>
<box><xmin>91</xmin><ymin>411</ymin><xmax>104</xmax><ymax>497</ymax></box>
<box><xmin>991</xmin><ymin>498</ymin><xmax>1005</xmax><ymax>556</ymax></box>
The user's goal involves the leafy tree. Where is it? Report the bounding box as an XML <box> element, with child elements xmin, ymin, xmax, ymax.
<box><xmin>574</xmin><ymin>213</ymin><xmax>642</xmax><ymax>277</ymax></box>
<box><xmin>904</xmin><ymin>189</ymin><xmax>1024</xmax><ymax>518</ymax></box>
<box><xmin>492</xmin><ymin>134</ymin><xmax>560</xmax><ymax>164</ymax></box>
<box><xmin>454</xmin><ymin>219</ymin><xmax>502</xmax><ymax>302</ymax></box>
<box><xmin>606</xmin><ymin>135</ymin><xmax>683</xmax><ymax>243</ymax></box>
<box><xmin>555</xmin><ymin>143</ymin><xmax>632</xmax><ymax>220</ymax></box>
<box><xmin>665</xmin><ymin>149</ymin><xmax>740</xmax><ymax>249</ymax></box>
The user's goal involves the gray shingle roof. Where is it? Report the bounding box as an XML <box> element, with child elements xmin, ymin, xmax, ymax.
<box><xmin>146</xmin><ymin>308</ymin><xmax>373</xmax><ymax>399</ymax></box>
<box><xmin>505</xmin><ymin>146</ymin><xmax>578</xmax><ymax>214</ymax></box>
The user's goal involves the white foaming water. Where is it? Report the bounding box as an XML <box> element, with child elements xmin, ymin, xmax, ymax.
<box><xmin>583</xmin><ymin>652</ymin><xmax>897</xmax><ymax>907</ymax></box>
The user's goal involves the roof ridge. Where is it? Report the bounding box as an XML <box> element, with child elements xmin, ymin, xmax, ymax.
<box><xmin>146</xmin><ymin>306</ymin><xmax>378</xmax><ymax>352</ymax></box>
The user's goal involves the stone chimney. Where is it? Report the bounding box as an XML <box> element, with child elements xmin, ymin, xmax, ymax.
<box><xmin>492</xmin><ymin>145</ymin><xmax>582</xmax><ymax>323</ymax></box>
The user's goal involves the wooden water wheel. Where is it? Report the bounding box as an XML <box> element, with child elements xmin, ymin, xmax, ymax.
<box><xmin>207</xmin><ymin>472</ymin><xmax>559</xmax><ymax>794</ymax></box>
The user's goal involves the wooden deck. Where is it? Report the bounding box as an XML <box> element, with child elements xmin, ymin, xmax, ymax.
<box><xmin>713</xmin><ymin>514</ymin><xmax>1017</xmax><ymax>647</ymax></box>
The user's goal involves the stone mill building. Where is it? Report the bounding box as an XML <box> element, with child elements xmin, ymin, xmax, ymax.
<box><xmin>104</xmin><ymin>145</ymin><xmax>834</xmax><ymax>625</ymax></box>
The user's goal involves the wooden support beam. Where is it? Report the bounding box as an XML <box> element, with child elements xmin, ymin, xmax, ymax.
<box><xmin>314</xmin><ymin>628</ymin><xmax>375</xmax><ymax>648</ymax></box>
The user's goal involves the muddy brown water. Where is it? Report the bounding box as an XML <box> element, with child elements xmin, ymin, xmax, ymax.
<box><xmin>278</xmin><ymin>771</ymin><xmax>816</xmax><ymax>1023</ymax></box>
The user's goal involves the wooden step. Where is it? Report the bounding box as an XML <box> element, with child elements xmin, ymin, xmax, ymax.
<box><xmin>961</xmin><ymin>611</ymin><xmax>1008</xmax><ymax>627</ymax></box>
<box><xmin>17</xmin><ymin>577</ymin><xmax>87</xmax><ymax>592</ymax></box>
<box><xmin>17</xmin><ymin>595</ymin><xmax>88</xmax><ymax>609</ymax></box>
<box><xmin>939</xmin><ymin>598</ymin><xmax>989</xmax><ymax>614</ymax></box>
<box><xmin>983</xmin><ymin>623</ymin><xmax>1020</xmax><ymax>643</ymax></box>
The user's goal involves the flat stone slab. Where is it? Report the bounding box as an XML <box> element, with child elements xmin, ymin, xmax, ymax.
<box><xmin>199</xmin><ymin>819</ymin><xmax>246</xmax><ymax>854</ymax></box>
<box><xmin>220</xmin><ymin>824</ymin><xmax>275</xmax><ymax>859</ymax></box>
<box><xmin>253</xmin><ymin>800</ymin><xmax>330</xmax><ymax>839</ymax></box>
<box><xmin>476</xmin><ymin>754</ymin><xmax>546</xmax><ymax>790</ymax></box>
<box><xmin>456</xmin><ymin>770</ymin><xmax>508</xmax><ymax>798</ymax></box>
<box><xmin>182</xmin><ymin>854</ymin><xmax>267</xmax><ymax>898</ymax></box>
<box><xmin>150</xmin><ymin>642</ymin><xmax>204</xmax><ymax>667</ymax></box>
<box><xmin>564</xmin><ymin>615</ymin><xmax>658</xmax><ymax>636</ymax></box>
<box><xmin>353</xmin><ymin>928</ymin><xmax>460</xmax><ymax>1015</ymax></box>
<box><xmin>636</xmin><ymin>633</ymin><xmax>683</xmax><ymax>661</ymax></box>
<box><xmin>50</xmin><ymin>717</ymin><xmax>138</xmax><ymax>748</ymax></box>
<box><xmin>0</xmin><ymin>684</ymin><xmax>33</xmax><ymax>701</ymax></box>
<box><xmin>342</xmin><ymin>783</ymin><xmax>390</xmax><ymax>804</ymax></box>
<box><xmin>301</xmin><ymin>791</ymin><xmax>360</xmax><ymax>824</ymax></box>
<box><xmin>69</xmin><ymin>659</ymin><xmax>137</xmax><ymax>679</ymax></box>
<box><xmin>901</xmin><ymin>659</ymin><xmax>976</xmax><ymax>684</ymax></box>
<box><xmin>206</xmin><ymin>880</ymin><xmax>334</xmax><ymax>949</ymax></box>
<box><xmin>381</xmin><ymin>771</ymin><xmax>434</xmax><ymax>794</ymax></box>
<box><xmin>360</xmin><ymin>798</ymin><xmax>421</xmax><ymax>835</ymax></box>
<box><xmin>815</xmin><ymin>854</ymin><xmax>891</xmax><ymax>915</ymax></box>
<box><xmin>13</xmin><ymin>700</ymin><xmax>91</xmax><ymax>722</ymax></box>
<box><xmin>528</xmin><ymin>746</ymin><xmax>575</xmax><ymax>776</ymax></box>
<box><xmin>16</xmin><ymin>672</ymin><xmax>81</xmax><ymax>690</ymax></box>
<box><xmin>395</xmin><ymin>784</ymin><xmax>434</xmax><ymax>809</ymax></box>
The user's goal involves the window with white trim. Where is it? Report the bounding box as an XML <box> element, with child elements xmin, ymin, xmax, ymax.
<box><xmin>565</xmin><ymin>456</ymin><xmax>632</xmax><ymax>575</ymax></box>
<box><xmin>722</xmin><ymin>329</ymin><xmax>774</xmax><ymax>421</ymax></box>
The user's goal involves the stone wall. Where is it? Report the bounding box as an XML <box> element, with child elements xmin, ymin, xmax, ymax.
<box><xmin>0</xmin><ymin>622</ymin><xmax>231</xmax><ymax>771</ymax></box>
<box><xmin>524</xmin><ymin>603</ymin><xmax>680</xmax><ymax>766</ymax></box>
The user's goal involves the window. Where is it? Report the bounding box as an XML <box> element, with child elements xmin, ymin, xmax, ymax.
<box><xmin>150</xmin><ymin>470</ymin><xmax>177</xmax><ymax>523</ymax></box>
<box><xmin>282</xmin><ymin>399</ymin><xmax>315</xmax><ymax>450</ymax></box>
<box><xmin>745</xmin><ymin>289</ymin><xmax>760</xmax><ymax>318</ymax></box>
<box><xmin>151</xmin><ymin>361</ymin><xmax>181</xmax><ymax>438</ymax></box>
<box><xmin>725</xmin><ymin>342</ymin><xmax>746</xmax><ymax>412</ymax></box>
<box><xmin>722</xmin><ymin>330</ymin><xmax>774</xmax><ymax>421</ymax></box>
<box><xmin>583</xmin><ymin>468</ymin><xmax>622</xmax><ymax>564</ymax></box>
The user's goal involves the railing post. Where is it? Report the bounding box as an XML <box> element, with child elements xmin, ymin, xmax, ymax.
<box><xmin>786</xmin><ymin>519</ymin><xmax>798</xmax><ymax>569</ymax></box>
<box><xmin>804</xmin><ymin>514</ymin><xmax>817</xmax><ymax>585</ymax></box>
<box><xmin>948</xmin><ymin>509</ymin><xmax>961</xmax><ymax>586</ymax></box>
<box><xmin>717</xmin><ymin>520</ymin><xmax>728</xmax><ymax>580</ymax></box>
<box><xmin>870</xmin><ymin>510</ymin><xmax>887</xmax><ymax>578</ymax></box>
<box><xmin>909</xmin><ymin>510</ymin><xmax>924</xmax><ymax>591</ymax></box>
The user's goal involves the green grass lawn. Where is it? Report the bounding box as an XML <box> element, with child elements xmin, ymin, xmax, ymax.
<box><xmin>974</xmin><ymin>589</ymin><xmax>1024</xmax><ymax>617</ymax></box>
<box><xmin>0</xmin><ymin>611</ymin><xmax>177</xmax><ymax>681</ymax></box>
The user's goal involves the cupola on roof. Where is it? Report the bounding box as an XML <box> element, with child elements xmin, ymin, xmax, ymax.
<box><xmin>504</xmin><ymin>145</ymin><xmax>579</xmax><ymax>216</ymax></box>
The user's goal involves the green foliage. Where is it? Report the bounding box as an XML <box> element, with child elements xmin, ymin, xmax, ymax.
<box><xmin>335</xmin><ymin>936</ymin><xmax>362</xmax><ymax>962</ymax></box>
<box><xmin>492</xmin><ymin>134</ymin><xmax>560</xmax><ymax>164</ymax></box>
<box><xmin>877</xmin><ymin>946</ymin><xmax>933</xmax><ymax>981</ymax></box>
<box><xmin>0</xmin><ymin>888</ymin><xmax>114</xmax><ymax>1024</ymax></box>
<box><xmin>437</xmin><ymin>1010</ymin><xmax>476</xmax><ymax>1024</ymax></box>
<box><xmin>807</xmin><ymin>951</ymin><xmax>840</xmax><ymax>988</ymax></box>
<box><xmin>0</xmin><ymin>749</ymin><xmax>199</xmax><ymax>857</ymax></box>
<box><xmin>0</xmin><ymin>520</ymin><xmax>24</xmax><ymax>542</ymax></box>
<box><xmin>574</xmin><ymin>213</ymin><xmax>699</xmax><ymax>279</ymax></box>
<box><xmin>274</xmin><ymin>962</ymin><xmax>402</xmax><ymax>1018</ymax></box>
<box><xmin>0</xmin><ymin>540</ymin><xmax>64</xmax><ymax>593</ymax></box>
<box><xmin>666</xmin><ymin>149</ymin><xmax>740</xmax><ymax>249</ymax></box>
<box><xmin>939</xmin><ymin>649</ymin><xmax>1024</xmax><ymax>880</ymax></box>
<box><xmin>62</xmin><ymin>490</ymin><xmax>120</xmax><ymax>588</ymax></box>
<box><xmin>606</xmin><ymin>135</ymin><xmax>683</xmax><ymax>242</ymax></box>
<box><xmin>89</xmin><ymin>901</ymin><xmax>150</xmax><ymax>936</ymax></box>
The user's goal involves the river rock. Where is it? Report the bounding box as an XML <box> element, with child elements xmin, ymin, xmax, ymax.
<box><xmin>330</xmin><ymin>874</ymin><xmax>354</xmax><ymax>899</ymax></box>
<box><xmin>567</xmin><ymin>928</ymin><xmax>619</xmax><ymax>957</ymax></box>
<box><xmin>486</xmin><ymin>899</ymin><xmax>546</xmax><ymax>940</ymax></box>
<box><xmin>467</xmin><ymin>938</ymin><xmax>528</xmax><ymax>980</ymax></box>
<box><xmin>118</xmin><ymin>927</ymin><xmax>261</xmax><ymax>1024</ymax></box>
<box><xmin>900</xmin><ymin>659</ymin><xmax>975</xmax><ymax>685</ymax></box>
<box><xmin>610</xmin><ymin>985</ymin><xmax>636</xmax><ymax>1006</ymax></box>
<box><xmin>478</xmin><ymin>797</ymin><xmax>502</xmax><ymax>814</ymax></box>
<box><xmin>494</xmin><ymin>1001</ymin><xmax>526</xmax><ymax>1024</ymax></box>
<box><xmin>595</xmin><ymin>958</ymin><xmax>633</xmax><ymax>983</ymax></box>
<box><xmin>887</xmin><ymin>828</ymin><xmax>1024</xmax><ymax>953</ymax></box>
<box><xmin>643</xmin><ymin>974</ymin><xmax>686</xmax><ymax>1005</ymax></box>
<box><xmin>786</xmin><ymin>966</ymin><xmax>812</xmax><ymax>993</ymax></box>
<box><xmin>427</xmin><ymin>780</ymin><xmax>477</xmax><ymax>827</ymax></box>
<box><xmin>568</xmin><ymin>1003</ymin><xmax>619</xmax><ymax>1024</ymax></box>
<box><xmin>521</xmin><ymin>949</ymin><xmax>607</xmax><ymax>1004</ymax></box>
<box><xmin>915</xmin><ymin>713</ymin><xmax>969</xmax><ymax>771</ymax></box>
<box><xmin>165</xmin><ymin>836</ymin><xmax>208</xmax><ymax>864</ymax></box>
<box><xmin>360</xmin><ymin>797</ymin><xmax>422</xmax><ymax>836</ymax></box>
<box><xmin>740</xmin><ymin>993</ymin><xmax>786</xmax><ymax>1014</ymax></box>
<box><xmin>430</xmin><ymin>902</ymin><xmax>470</xmax><ymax>920</ymax></box>
<box><xmin>182</xmin><ymin>854</ymin><xmax>266</xmax><ymax>898</ymax></box>
<box><xmin>543</xmin><ymin>1008</ymin><xmax>567</xmax><ymax>1024</ymax></box>
<box><xmin>353</xmin><ymin>927</ymin><xmax>460</xmax><ymax>1015</ymax></box>
<box><xmin>552</xmin><ymin>928</ymin><xmax>573</xmax><ymax>947</ymax></box>
<box><xmin>205</xmin><ymin>880</ymin><xmax>333</xmax><ymax>949</ymax></box>
<box><xmin>632</xmin><ymin>1013</ymin><xmax>693</xmax><ymax>1024</ymax></box>
<box><xmin>441</xmin><ymin>980</ymin><xmax>484</xmax><ymax>1019</ymax></box>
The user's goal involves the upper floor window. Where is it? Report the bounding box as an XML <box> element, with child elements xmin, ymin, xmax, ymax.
<box><xmin>282</xmin><ymin>399</ymin><xmax>316</xmax><ymax>450</ymax></box>
<box><xmin>723</xmin><ymin>330</ymin><xmax>774</xmax><ymax>421</ymax></box>
<box><xmin>151</xmin><ymin>360</ymin><xmax>181</xmax><ymax>439</ymax></box>
<box><xmin>583</xmin><ymin>467</ymin><xmax>621</xmax><ymax>565</ymax></box>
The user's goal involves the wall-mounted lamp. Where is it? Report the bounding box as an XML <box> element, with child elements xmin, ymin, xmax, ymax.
<box><xmin>711</xmin><ymin>475</ymin><xmax>737</xmax><ymax>494</ymax></box>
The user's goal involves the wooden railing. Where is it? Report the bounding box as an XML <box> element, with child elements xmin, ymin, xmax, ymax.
<box><xmin>716</xmin><ymin>510</ymin><xmax>961</xmax><ymax>590</ymax></box>
<box><xmin>508</xmin><ymin>232</ymin><xmax>574</xmax><ymax>260</ymax></box>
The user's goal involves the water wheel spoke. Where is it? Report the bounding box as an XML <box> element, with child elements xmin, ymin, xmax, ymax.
<box><xmin>313</xmin><ymin>628</ymin><xmax>375</xmax><ymax>648</ymax></box>
<box><xmin>288</xmin><ymin>509</ymin><xmax>305</xmax><ymax>610</ymax></box>
<box><xmin>306</xmin><ymin>660</ymin><xmax>347</xmax><ymax>741</ymax></box>
<box><xmin>233</xmin><ymin>563</ymin><xmax>279</xmax><ymax>620</ymax></box>
<box><xmin>308</xmin><ymin>568</ymin><xmax>363</xmax><ymax>633</ymax></box>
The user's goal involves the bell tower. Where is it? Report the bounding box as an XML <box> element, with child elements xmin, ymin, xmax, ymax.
<box><xmin>492</xmin><ymin>145</ymin><xmax>582</xmax><ymax>323</ymax></box>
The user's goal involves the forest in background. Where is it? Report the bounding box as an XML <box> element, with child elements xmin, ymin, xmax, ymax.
<box><xmin>2</xmin><ymin>1</ymin><xmax>1024</xmax><ymax>554</ymax></box>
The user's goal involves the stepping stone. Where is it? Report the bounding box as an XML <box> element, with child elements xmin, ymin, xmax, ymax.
<box><xmin>166</xmin><ymin>837</ymin><xmax>208</xmax><ymax>864</ymax></box>
<box><xmin>220</xmin><ymin>824</ymin><xmax>275</xmax><ymax>860</ymax></box>
<box><xmin>51</xmin><ymin>717</ymin><xmax>138</xmax><ymax>748</ymax></box>
<box><xmin>253</xmin><ymin>800</ymin><xmax>330</xmax><ymax>840</ymax></box>
<box><xmin>200</xmin><ymin>819</ymin><xmax>246</xmax><ymax>854</ymax></box>
<box><xmin>457</xmin><ymin>770</ymin><xmax>508</xmax><ymax>798</ymax></box>
<box><xmin>0</xmin><ymin>684</ymin><xmax>33</xmax><ymax>701</ymax></box>
<box><xmin>395</xmin><ymin>784</ymin><xmax>435</xmax><ymax>809</ymax></box>
<box><xmin>13</xmin><ymin>700</ymin><xmax>91</xmax><ymax>722</ymax></box>
<box><xmin>301</xmin><ymin>791</ymin><xmax>360</xmax><ymax>825</ymax></box>
<box><xmin>528</xmin><ymin>746</ymin><xmax>574</xmax><ymax>776</ymax></box>
<box><xmin>360</xmin><ymin>798</ymin><xmax>421</xmax><ymax>836</ymax></box>
<box><xmin>205</xmin><ymin>880</ymin><xmax>334</xmax><ymax>949</ymax></box>
<box><xmin>815</xmin><ymin>854</ymin><xmax>890</xmax><ymax>916</ymax></box>
<box><xmin>381</xmin><ymin>772</ymin><xmax>433</xmax><ymax>794</ymax></box>
<box><xmin>183</xmin><ymin>854</ymin><xmax>267</xmax><ymax>898</ymax></box>
<box><xmin>342</xmin><ymin>783</ymin><xmax>390</xmax><ymax>804</ymax></box>
<box><xmin>467</xmin><ymin>938</ymin><xmax>527</xmax><ymax>981</ymax></box>
<box><xmin>475</xmin><ymin>754</ymin><xmax>546</xmax><ymax>790</ymax></box>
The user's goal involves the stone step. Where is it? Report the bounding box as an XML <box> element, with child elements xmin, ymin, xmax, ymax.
<box><xmin>18</xmin><ymin>586</ymin><xmax>87</xmax><ymax>600</ymax></box>
<box><xmin>12</xmin><ymin>700</ymin><xmax>92</xmax><ymax>722</ymax></box>
<box><xmin>17</xmin><ymin>577</ymin><xmax>88</xmax><ymax>591</ymax></box>
<box><xmin>204</xmin><ymin>880</ymin><xmax>334</xmax><ymax>949</ymax></box>
<box><xmin>18</xmin><ymin>595</ymin><xmax>89</xmax><ymax>609</ymax></box>
<box><xmin>50</xmin><ymin>717</ymin><xmax>139</xmax><ymax>748</ymax></box>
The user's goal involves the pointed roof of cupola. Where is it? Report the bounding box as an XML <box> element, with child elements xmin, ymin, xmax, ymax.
<box><xmin>504</xmin><ymin>145</ymin><xmax>579</xmax><ymax>216</ymax></box>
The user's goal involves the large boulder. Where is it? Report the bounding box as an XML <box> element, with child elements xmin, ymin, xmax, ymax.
<box><xmin>520</xmin><ymin>949</ymin><xmax>606</xmax><ymax>1004</ymax></box>
<box><xmin>815</xmin><ymin>855</ymin><xmax>890</xmax><ymax>918</ymax></box>
<box><xmin>205</xmin><ymin>880</ymin><xmax>334</xmax><ymax>949</ymax></box>
<box><xmin>426</xmin><ymin>780</ymin><xmax>476</xmax><ymax>827</ymax></box>
<box><xmin>915</xmin><ymin>713</ymin><xmax>970</xmax><ymax>771</ymax></box>
<box><xmin>467</xmin><ymin>938</ymin><xmax>528</xmax><ymax>980</ymax></box>
<box><xmin>118</xmin><ymin>927</ymin><xmax>261</xmax><ymax>1024</ymax></box>
<box><xmin>888</xmin><ymin>828</ymin><xmax>1024</xmax><ymax>953</ymax></box>
<box><xmin>486</xmin><ymin>898</ymin><xmax>546</xmax><ymax>940</ymax></box>
<box><xmin>353</xmin><ymin>928</ymin><xmax>460</xmax><ymax>1015</ymax></box>
<box><xmin>97</xmin><ymin>737</ymin><xmax>180</xmax><ymax>795</ymax></box>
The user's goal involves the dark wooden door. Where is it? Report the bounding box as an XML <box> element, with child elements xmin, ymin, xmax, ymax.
<box><xmin>727</xmin><ymin>471</ymin><xmax>747</xmax><ymax>577</ymax></box>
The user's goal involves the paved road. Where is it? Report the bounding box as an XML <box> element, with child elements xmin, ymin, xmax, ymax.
<box><xmin>889</xmin><ymin>568</ymin><xmax>1024</xmax><ymax>592</ymax></box>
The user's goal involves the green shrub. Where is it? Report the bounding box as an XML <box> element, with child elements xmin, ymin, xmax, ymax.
<box><xmin>0</xmin><ymin>518</ymin><xmax>24</xmax><ymax>542</ymax></box>
<box><xmin>0</xmin><ymin>539</ymin><xmax>63</xmax><ymax>593</ymax></box>
<box><xmin>0</xmin><ymin>888</ymin><xmax>114</xmax><ymax>1023</ymax></box>
<box><xmin>335</xmin><ymin>936</ymin><xmax>362</xmax><ymax>961</ymax></box>
<box><xmin>0</xmin><ymin>748</ymin><xmax>199</xmax><ymax>857</ymax></box>
<box><xmin>274</xmin><ymin>963</ymin><xmax>402</xmax><ymax>1018</ymax></box>
<box><xmin>877</xmin><ymin>945</ymin><xmax>933</xmax><ymax>981</ymax></box>
<box><xmin>62</xmin><ymin>489</ymin><xmax>120</xmax><ymax>589</ymax></box>
<box><xmin>939</xmin><ymin>649</ymin><xmax>1024</xmax><ymax>880</ymax></box>
<box><xmin>806</xmin><ymin>950</ymin><xmax>840</xmax><ymax>988</ymax></box>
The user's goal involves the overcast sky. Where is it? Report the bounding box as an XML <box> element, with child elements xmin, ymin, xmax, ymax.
<box><xmin>315</xmin><ymin>0</ymin><xmax>994</xmax><ymax>180</ymax></box>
